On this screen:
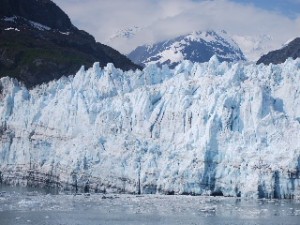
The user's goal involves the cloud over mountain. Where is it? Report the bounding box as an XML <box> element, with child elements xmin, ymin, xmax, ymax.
<box><xmin>53</xmin><ymin>0</ymin><xmax>300</xmax><ymax>54</ymax></box>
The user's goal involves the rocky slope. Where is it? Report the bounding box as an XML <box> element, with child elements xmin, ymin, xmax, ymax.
<box><xmin>0</xmin><ymin>58</ymin><xmax>299</xmax><ymax>198</ymax></box>
<box><xmin>128</xmin><ymin>30</ymin><xmax>245</xmax><ymax>68</ymax></box>
<box><xmin>0</xmin><ymin>0</ymin><xmax>139</xmax><ymax>88</ymax></box>
<box><xmin>257</xmin><ymin>38</ymin><xmax>300</xmax><ymax>65</ymax></box>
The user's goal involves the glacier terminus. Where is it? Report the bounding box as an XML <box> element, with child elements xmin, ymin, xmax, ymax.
<box><xmin>0</xmin><ymin>56</ymin><xmax>300</xmax><ymax>199</ymax></box>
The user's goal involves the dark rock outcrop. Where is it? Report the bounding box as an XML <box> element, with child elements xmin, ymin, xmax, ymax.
<box><xmin>257</xmin><ymin>38</ymin><xmax>300</xmax><ymax>65</ymax></box>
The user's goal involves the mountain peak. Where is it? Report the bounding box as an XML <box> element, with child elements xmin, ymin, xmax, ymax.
<box><xmin>128</xmin><ymin>30</ymin><xmax>245</xmax><ymax>68</ymax></box>
<box><xmin>232</xmin><ymin>34</ymin><xmax>274</xmax><ymax>61</ymax></box>
<box><xmin>107</xmin><ymin>26</ymin><xmax>141</xmax><ymax>43</ymax></box>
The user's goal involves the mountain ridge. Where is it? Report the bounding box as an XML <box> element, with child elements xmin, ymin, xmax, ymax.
<box><xmin>257</xmin><ymin>37</ymin><xmax>300</xmax><ymax>65</ymax></box>
<box><xmin>0</xmin><ymin>0</ymin><xmax>140</xmax><ymax>88</ymax></box>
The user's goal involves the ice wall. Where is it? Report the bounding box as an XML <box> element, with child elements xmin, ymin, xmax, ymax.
<box><xmin>1</xmin><ymin>57</ymin><xmax>300</xmax><ymax>198</ymax></box>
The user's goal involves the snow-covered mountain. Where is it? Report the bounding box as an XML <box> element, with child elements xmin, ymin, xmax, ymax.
<box><xmin>106</xmin><ymin>26</ymin><xmax>141</xmax><ymax>43</ymax></box>
<box><xmin>1</xmin><ymin>57</ymin><xmax>300</xmax><ymax>198</ymax></box>
<box><xmin>128</xmin><ymin>30</ymin><xmax>246</xmax><ymax>68</ymax></box>
<box><xmin>232</xmin><ymin>34</ymin><xmax>275</xmax><ymax>62</ymax></box>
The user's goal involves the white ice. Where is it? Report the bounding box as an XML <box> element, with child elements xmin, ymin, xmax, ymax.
<box><xmin>0</xmin><ymin>57</ymin><xmax>300</xmax><ymax>198</ymax></box>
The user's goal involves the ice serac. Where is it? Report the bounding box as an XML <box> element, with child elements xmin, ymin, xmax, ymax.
<box><xmin>0</xmin><ymin>57</ymin><xmax>300</xmax><ymax>198</ymax></box>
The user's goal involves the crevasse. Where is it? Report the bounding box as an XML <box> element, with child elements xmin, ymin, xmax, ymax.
<box><xmin>0</xmin><ymin>56</ymin><xmax>300</xmax><ymax>198</ymax></box>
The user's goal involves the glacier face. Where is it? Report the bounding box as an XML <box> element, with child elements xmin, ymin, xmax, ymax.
<box><xmin>0</xmin><ymin>57</ymin><xmax>300</xmax><ymax>198</ymax></box>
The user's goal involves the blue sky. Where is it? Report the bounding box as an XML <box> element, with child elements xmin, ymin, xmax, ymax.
<box><xmin>231</xmin><ymin>0</ymin><xmax>300</xmax><ymax>18</ymax></box>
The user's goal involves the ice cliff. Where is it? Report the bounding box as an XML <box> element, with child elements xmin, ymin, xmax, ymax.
<box><xmin>1</xmin><ymin>57</ymin><xmax>300</xmax><ymax>198</ymax></box>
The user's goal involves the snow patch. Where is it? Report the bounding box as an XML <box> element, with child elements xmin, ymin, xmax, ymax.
<box><xmin>28</xmin><ymin>21</ymin><xmax>51</xmax><ymax>31</ymax></box>
<box><xmin>59</xmin><ymin>31</ymin><xmax>70</xmax><ymax>35</ymax></box>
<box><xmin>3</xmin><ymin>16</ymin><xmax>17</xmax><ymax>22</ymax></box>
<box><xmin>4</xmin><ymin>27</ymin><xmax>20</xmax><ymax>32</ymax></box>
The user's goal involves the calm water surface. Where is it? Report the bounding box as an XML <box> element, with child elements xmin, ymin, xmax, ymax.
<box><xmin>0</xmin><ymin>185</ymin><xmax>299</xmax><ymax>225</ymax></box>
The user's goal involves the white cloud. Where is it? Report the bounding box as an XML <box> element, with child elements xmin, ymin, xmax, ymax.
<box><xmin>53</xmin><ymin>0</ymin><xmax>300</xmax><ymax>54</ymax></box>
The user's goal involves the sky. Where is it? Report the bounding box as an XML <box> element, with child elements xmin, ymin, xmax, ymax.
<box><xmin>231</xmin><ymin>0</ymin><xmax>300</xmax><ymax>18</ymax></box>
<box><xmin>52</xmin><ymin>0</ymin><xmax>300</xmax><ymax>55</ymax></box>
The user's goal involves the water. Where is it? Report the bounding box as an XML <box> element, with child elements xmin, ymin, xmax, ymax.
<box><xmin>0</xmin><ymin>185</ymin><xmax>300</xmax><ymax>225</ymax></box>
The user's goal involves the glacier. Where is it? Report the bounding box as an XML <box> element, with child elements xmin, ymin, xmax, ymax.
<box><xmin>0</xmin><ymin>56</ymin><xmax>300</xmax><ymax>198</ymax></box>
